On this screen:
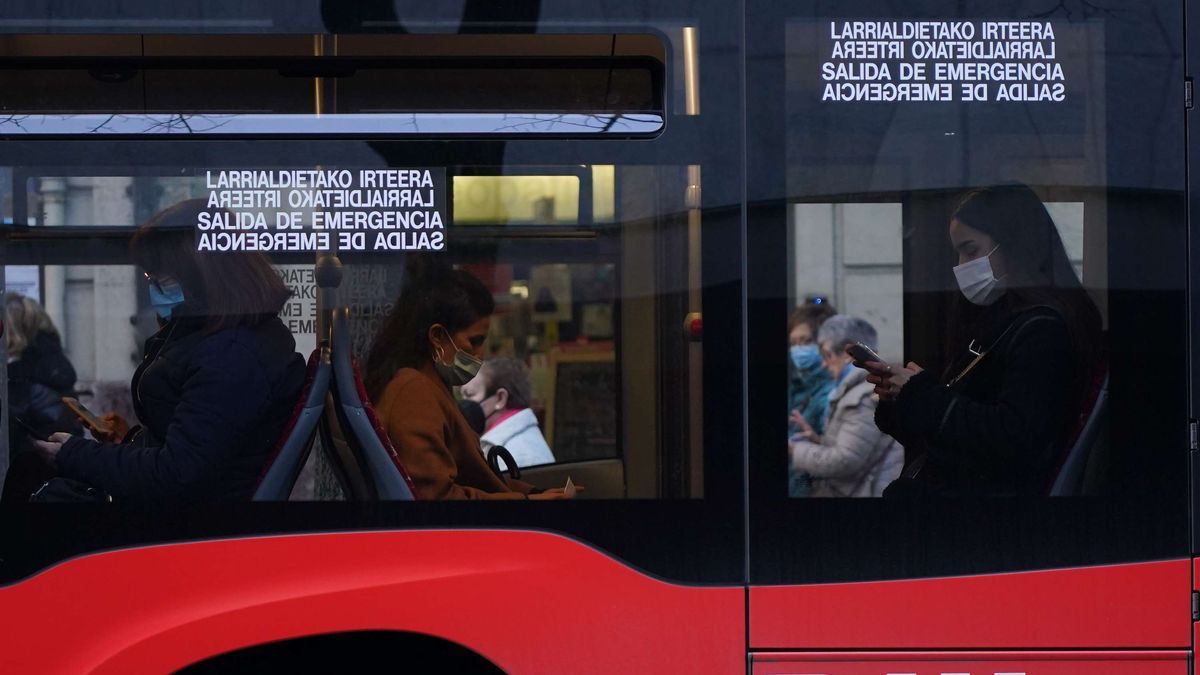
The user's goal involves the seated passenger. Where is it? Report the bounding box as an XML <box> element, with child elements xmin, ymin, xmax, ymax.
<box><xmin>2</xmin><ymin>293</ymin><xmax>81</xmax><ymax>502</ymax></box>
<box><xmin>461</xmin><ymin>357</ymin><xmax>555</xmax><ymax>469</ymax></box>
<box><xmin>787</xmin><ymin>301</ymin><xmax>837</xmax><ymax>497</ymax></box>
<box><xmin>363</xmin><ymin>255</ymin><xmax>572</xmax><ymax>500</ymax></box>
<box><xmin>865</xmin><ymin>184</ymin><xmax>1102</xmax><ymax>496</ymax></box>
<box><xmin>788</xmin><ymin>301</ymin><xmax>837</xmax><ymax>437</ymax></box>
<box><xmin>789</xmin><ymin>315</ymin><xmax>902</xmax><ymax>497</ymax></box>
<box><xmin>33</xmin><ymin>199</ymin><xmax>305</xmax><ymax>503</ymax></box>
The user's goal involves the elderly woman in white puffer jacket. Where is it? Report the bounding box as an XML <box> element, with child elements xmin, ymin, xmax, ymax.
<box><xmin>789</xmin><ymin>315</ymin><xmax>903</xmax><ymax>497</ymax></box>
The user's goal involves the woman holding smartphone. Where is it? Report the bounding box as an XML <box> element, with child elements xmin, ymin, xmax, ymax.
<box><xmin>32</xmin><ymin>199</ymin><xmax>305</xmax><ymax>503</ymax></box>
<box><xmin>863</xmin><ymin>184</ymin><xmax>1101</xmax><ymax>497</ymax></box>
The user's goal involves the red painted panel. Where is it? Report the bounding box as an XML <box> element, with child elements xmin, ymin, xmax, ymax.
<box><xmin>753</xmin><ymin>651</ymin><xmax>1189</xmax><ymax>675</ymax></box>
<box><xmin>751</xmin><ymin>559</ymin><xmax>1192</xmax><ymax>649</ymax></box>
<box><xmin>0</xmin><ymin>530</ymin><xmax>743</xmax><ymax>674</ymax></box>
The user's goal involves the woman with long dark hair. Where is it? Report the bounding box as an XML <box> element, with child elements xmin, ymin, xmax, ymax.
<box><xmin>864</xmin><ymin>184</ymin><xmax>1102</xmax><ymax>496</ymax></box>
<box><xmin>33</xmin><ymin>199</ymin><xmax>305</xmax><ymax>503</ymax></box>
<box><xmin>365</xmin><ymin>254</ymin><xmax>571</xmax><ymax>500</ymax></box>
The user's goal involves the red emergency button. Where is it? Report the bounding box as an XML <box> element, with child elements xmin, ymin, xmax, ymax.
<box><xmin>684</xmin><ymin>312</ymin><xmax>703</xmax><ymax>342</ymax></box>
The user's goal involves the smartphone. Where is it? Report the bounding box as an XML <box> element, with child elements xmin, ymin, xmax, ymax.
<box><xmin>845</xmin><ymin>341</ymin><xmax>883</xmax><ymax>365</ymax></box>
<box><xmin>61</xmin><ymin>396</ymin><xmax>111</xmax><ymax>434</ymax></box>
<box><xmin>12</xmin><ymin>416</ymin><xmax>50</xmax><ymax>442</ymax></box>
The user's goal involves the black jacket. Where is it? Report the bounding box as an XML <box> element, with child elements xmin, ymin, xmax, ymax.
<box><xmin>56</xmin><ymin>314</ymin><xmax>305</xmax><ymax>503</ymax></box>
<box><xmin>876</xmin><ymin>305</ymin><xmax>1076</xmax><ymax>496</ymax></box>
<box><xmin>7</xmin><ymin>331</ymin><xmax>80</xmax><ymax>454</ymax></box>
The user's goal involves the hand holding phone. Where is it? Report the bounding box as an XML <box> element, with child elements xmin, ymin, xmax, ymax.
<box><xmin>844</xmin><ymin>341</ymin><xmax>883</xmax><ymax>366</ymax></box>
<box><xmin>61</xmin><ymin>397</ymin><xmax>112</xmax><ymax>435</ymax></box>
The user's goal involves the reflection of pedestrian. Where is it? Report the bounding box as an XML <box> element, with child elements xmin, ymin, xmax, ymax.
<box><xmin>1</xmin><ymin>293</ymin><xmax>80</xmax><ymax>502</ymax></box>
<box><xmin>866</xmin><ymin>185</ymin><xmax>1102</xmax><ymax>497</ymax></box>
<box><xmin>462</xmin><ymin>358</ymin><xmax>555</xmax><ymax>469</ymax></box>
<box><xmin>33</xmin><ymin>199</ymin><xmax>306</xmax><ymax>503</ymax></box>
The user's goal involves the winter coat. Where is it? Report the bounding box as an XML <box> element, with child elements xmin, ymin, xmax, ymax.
<box><xmin>374</xmin><ymin>368</ymin><xmax>535</xmax><ymax>500</ymax></box>
<box><xmin>480</xmin><ymin>408</ymin><xmax>556</xmax><ymax>469</ymax></box>
<box><xmin>789</xmin><ymin>359</ymin><xmax>835</xmax><ymax>435</ymax></box>
<box><xmin>790</xmin><ymin>367</ymin><xmax>903</xmax><ymax>497</ymax></box>
<box><xmin>875</xmin><ymin>305</ymin><xmax>1076</xmax><ymax>496</ymax></box>
<box><xmin>56</xmin><ymin>314</ymin><xmax>305</xmax><ymax>503</ymax></box>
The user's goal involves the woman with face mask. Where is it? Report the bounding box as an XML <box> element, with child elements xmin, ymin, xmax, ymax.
<box><xmin>32</xmin><ymin>199</ymin><xmax>306</xmax><ymax>503</ymax></box>
<box><xmin>789</xmin><ymin>315</ymin><xmax>903</xmax><ymax>497</ymax></box>
<box><xmin>786</xmin><ymin>302</ymin><xmax>837</xmax><ymax>497</ymax></box>
<box><xmin>365</xmin><ymin>255</ymin><xmax>571</xmax><ymax>500</ymax></box>
<box><xmin>787</xmin><ymin>302</ymin><xmax>837</xmax><ymax>439</ymax></box>
<box><xmin>864</xmin><ymin>184</ymin><xmax>1102</xmax><ymax>497</ymax></box>
<box><xmin>461</xmin><ymin>357</ymin><xmax>555</xmax><ymax>470</ymax></box>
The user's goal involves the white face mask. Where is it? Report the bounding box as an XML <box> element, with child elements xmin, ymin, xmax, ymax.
<box><xmin>953</xmin><ymin>244</ymin><xmax>1004</xmax><ymax>306</ymax></box>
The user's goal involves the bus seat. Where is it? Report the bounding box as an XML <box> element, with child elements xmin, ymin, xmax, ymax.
<box><xmin>253</xmin><ymin>347</ymin><xmax>331</xmax><ymax>501</ymax></box>
<box><xmin>1050</xmin><ymin>373</ymin><xmax>1109</xmax><ymax>497</ymax></box>
<box><xmin>316</xmin><ymin>391</ymin><xmax>375</xmax><ymax>500</ymax></box>
<box><xmin>329</xmin><ymin>306</ymin><xmax>417</xmax><ymax>501</ymax></box>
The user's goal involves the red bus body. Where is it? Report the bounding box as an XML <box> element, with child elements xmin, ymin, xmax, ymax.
<box><xmin>0</xmin><ymin>532</ymin><xmax>1191</xmax><ymax>672</ymax></box>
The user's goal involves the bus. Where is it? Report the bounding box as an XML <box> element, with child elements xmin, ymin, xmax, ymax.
<box><xmin>0</xmin><ymin>0</ymin><xmax>1194</xmax><ymax>673</ymax></box>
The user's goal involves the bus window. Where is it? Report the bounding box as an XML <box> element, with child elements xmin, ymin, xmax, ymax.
<box><xmin>749</xmin><ymin>0</ymin><xmax>1188</xmax><ymax>582</ymax></box>
<box><xmin>0</xmin><ymin>16</ymin><xmax>746</xmax><ymax>585</ymax></box>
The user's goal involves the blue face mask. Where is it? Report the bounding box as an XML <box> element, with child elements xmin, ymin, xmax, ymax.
<box><xmin>148</xmin><ymin>280</ymin><xmax>186</xmax><ymax>320</ymax></box>
<box><xmin>789</xmin><ymin>344</ymin><xmax>823</xmax><ymax>372</ymax></box>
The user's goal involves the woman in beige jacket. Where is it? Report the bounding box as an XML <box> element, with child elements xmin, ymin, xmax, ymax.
<box><xmin>364</xmin><ymin>255</ymin><xmax>572</xmax><ymax>501</ymax></box>
<box><xmin>789</xmin><ymin>315</ymin><xmax>903</xmax><ymax>497</ymax></box>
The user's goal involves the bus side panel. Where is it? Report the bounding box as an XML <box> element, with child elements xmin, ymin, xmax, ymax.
<box><xmin>0</xmin><ymin>530</ymin><xmax>744</xmax><ymax>674</ymax></box>
<box><xmin>750</xmin><ymin>559</ymin><xmax>1191</xmax><ymax>649</ymax></box>
<box><xmin>752</xmin><ymin>651</ymin><xmax>1190</xmax><ymax>674</ymax></box>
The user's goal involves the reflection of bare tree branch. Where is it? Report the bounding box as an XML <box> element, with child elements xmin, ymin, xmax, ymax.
<box><xmin>0</xmin><ymin>114</ymin><xmax>32</xmax><ymax>131</ymax></box>
<box><xmin>90</xmin><ymin>114</ymin><xmax>118</xmax><ymax>133</ymax></box>
<box><xmin>1031</xmin><ymin>0</ymin><xmax>1130</xmax><ymax>20</ymax></box>
<box><xmin>139</xmin><ymin>113</ymin><xmax>234</xmax><ymax>134</ymax></box>
<box><xmin>492</xmin><ymin>113</ymin><xmax>650</xmax><ymax>133</ymax></box>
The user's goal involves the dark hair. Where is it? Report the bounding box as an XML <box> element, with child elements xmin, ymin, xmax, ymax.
<box><xmin>948</xmin><ymin>184</ymin><xmax>1102</xmax><ymax>391</ymax></box>
<box><xmin>788</xmin><ymin>301</ymin><xmax>837</xmax><ymax>337</ymax></box>
<box><xmin>131</xmin><ymin>199</ymin><xmax>291</xmax><ymax>333</ymax></box>
<box><xmin>479</xmin><ymin>357</ymin><xmax>532</xmax><ymax>409</ymax></box>
<box><xmin>364</xmin><ymin>254</ymin><xmax>495</xmax><ymax>399</ymax></box>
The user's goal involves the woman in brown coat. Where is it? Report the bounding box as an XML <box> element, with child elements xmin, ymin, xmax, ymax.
<box><xmin>364</xmin><ymin>255</ymin><xmax>571</xmax><ymax>500</ymax></box>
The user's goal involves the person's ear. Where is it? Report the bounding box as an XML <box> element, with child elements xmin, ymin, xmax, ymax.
<box><xmin>428</xmin><ymin>323</ymin><xmax>448</xmax><ymax>362</ymax></box>
<box><xmin>494</xmin><ymin>387</ymin><xmax>509</xmax><ymax>411</ymax></box>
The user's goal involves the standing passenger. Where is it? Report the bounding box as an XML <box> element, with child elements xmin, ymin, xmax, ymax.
<box><xmin>364</xmin><ymin>255</ymin><xmax>572</xmax><ymax>500</ymax></box>
<box><xmin>33</xmin><ymin>199</ymin><xmax>305</xmax><ymax>503</ymax></box>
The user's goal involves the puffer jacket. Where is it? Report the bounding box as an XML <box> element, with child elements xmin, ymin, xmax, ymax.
<box><xmin>56</xmin><ymin>313</ymin><xmax>305</xmax><ymax>504</ymax></box>
<box><xmin>790</xmin><ymin>366</ymin><xmax>904</xmax><ymax>497</ymax></box>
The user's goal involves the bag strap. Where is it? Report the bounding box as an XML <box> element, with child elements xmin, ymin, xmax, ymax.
<box><xmin>946</xmin><ymin>306</ymin><xmax>1058</xmax><ymax>388</ymax></box>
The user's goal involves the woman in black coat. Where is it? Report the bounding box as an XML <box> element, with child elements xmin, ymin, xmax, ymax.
<box><xmin>864</xmin><ymin>185</ymin><xmax>1102</xmax><ymax>497</ymax></box>
<box><xmin>5</xmin><ymin>293</ymin><xmax>80</xmax><ymax>452</ymax></box>
<box><xmin>2</xmin><ymin>293</ymin><xmax>81</xmax><ymax>502</ymax></box>
<box><xmin>34</xmin><ymin>199</ymin><xmax>305</xmax><ymax>504</ymax></box>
